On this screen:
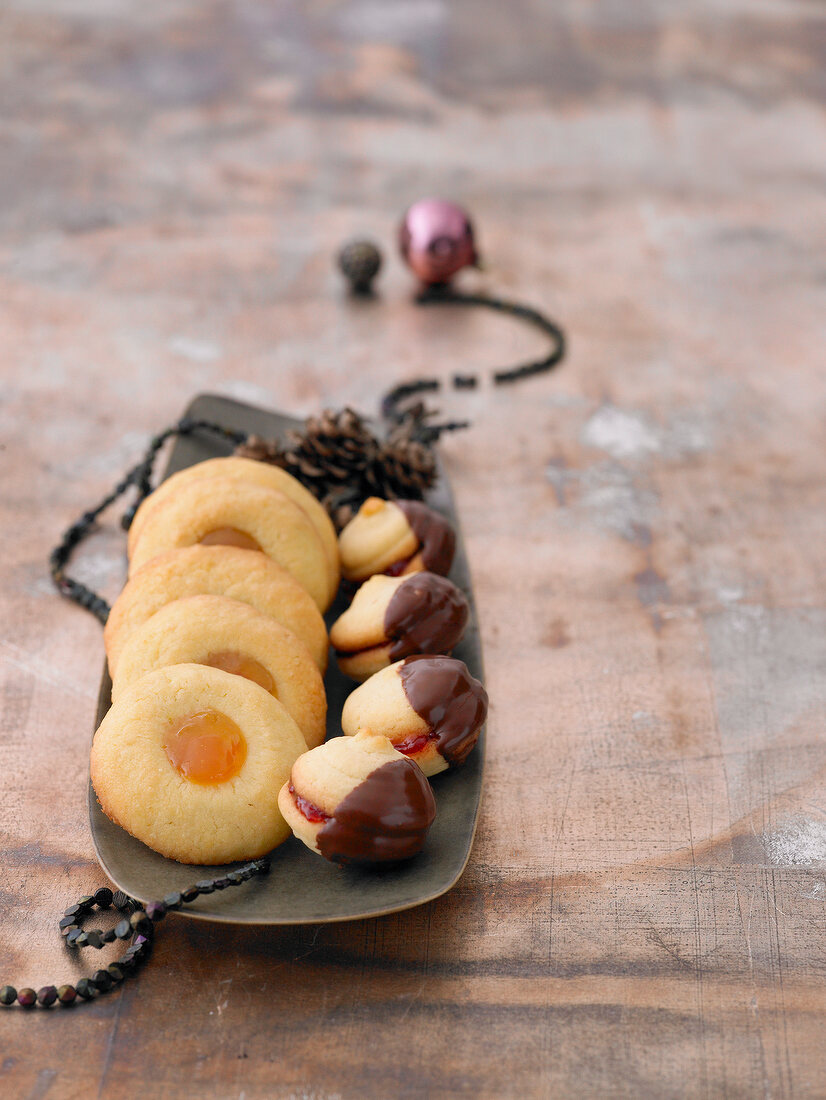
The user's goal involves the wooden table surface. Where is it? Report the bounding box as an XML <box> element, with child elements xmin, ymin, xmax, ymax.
<box><xmin>2</xmin><ymin>2</ymin><xmax>826</xmax><ymax>1096</ymax></box>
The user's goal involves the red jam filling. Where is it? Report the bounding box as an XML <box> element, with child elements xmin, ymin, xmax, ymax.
<box><xmin>393</xmin><ymin>732</ymin><xmax>434</xmax><ymax>757</ymax></box>
<box><xmin>289</xmin><ymin>783</ymin><xmax>331</xmax><ymax>823</ymax></box>
<box><xmin>385</xmin><ymin>555</ymin><xmax>414</xmax><ymax>577</ymax></box>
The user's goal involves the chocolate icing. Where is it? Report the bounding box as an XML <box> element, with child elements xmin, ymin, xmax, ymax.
<box><xmin>399</xmin><ymin>655</ymin><xmax>488</xmax><ymax>766</ymax></box>
<box><xmin>317</xmin><ymin>758</ymin><xmax>436</xmax><ymax>864</ymax></box>
<box><xmin>395</xmin><ymin>500</ymin><xmax>456</xmax><ymax>576</ymax></box>
<box><xmin>383</xmin><ymin>572</ymin><xmax>469</xmax><ymax>660</ymax></box>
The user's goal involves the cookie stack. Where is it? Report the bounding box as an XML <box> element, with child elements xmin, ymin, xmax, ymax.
<box><xmin>93</xmin><ymin>457</ymin><xmax>336</xmax><ymax>865</ymax></box>
<box><xmin>91</xmin><ymin>473</ymin><xmax>488</xmax><ymax>869</ymax></box>
<box><xmin>280</xmin><ymin>496</ymin><xmax>488</xmax><ymax>865</ymax></box>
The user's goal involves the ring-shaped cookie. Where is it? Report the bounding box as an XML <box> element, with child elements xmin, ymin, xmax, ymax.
<box><xmin>128</xmin><ymin>476</ymin><xmax>331</xmax><ymax>611</ymax></box>
<box><xmin>104</xmin><ymin>546</ymin><xmax>328</xmax><ymax>675</ymax></box>
<box><xmin>91</xmin><ymin>663</ymin><xmax>307</xmax><ymax>864</ymax></box>
<box><xmin>111</xmin><ymin>595</ymin><xmax>327</xmax><ymax>749</ymax></box>
<box><xmin>128</xmin><ymin>457</ymin><xmax>340</xmax><ymax>603</ymax></box>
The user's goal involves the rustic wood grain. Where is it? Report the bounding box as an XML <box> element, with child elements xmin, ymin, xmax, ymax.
<box><xmin>2</xmin><ymin>1</ymin><xmax>826</xmax><ymax>1096</ymax></box>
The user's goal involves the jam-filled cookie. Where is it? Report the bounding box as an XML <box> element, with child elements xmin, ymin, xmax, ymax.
<box><xmin>111</xmin><ymin>595</ymin><xmax>327</xmax><ymax>749</ymax></box>
<box><xmin>128</xmin><ymin>457</ymin><xmax>340</xmax><ymax>604</ymax></box>
<box><xmin>128</xmin><ymin>475</ymin><xmax>331</xmax><ymax>610</ymax></box>
<box><xmin>338</xmin><ymin>497</ymin><xmax>455</xmax><ymax>582</ymax></box>
<box><xmin>104</xmin><ymin>545</ymin><xmax>328</xmax><ymax>675</ymax></box>
<box><xmin>91</xmin><ymin>663</ymin><xmax>307</xmax><ymax>864</ymax></box>
<box><xmin>329</xmin><ymin>571</ymin><xmax>469</xmax><ymax>681</ymax></box>
<box><xmin>277</xmin><ymin>730</ymin><xmax>436</xmax><ymax>864</ymax></box>
<box><xmin>342</xmin><ymin>656</ymin><xmax>487</xmax><ymax>776</ymax></box>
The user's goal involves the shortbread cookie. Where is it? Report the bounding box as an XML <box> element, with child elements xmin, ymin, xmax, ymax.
<box><xmin>91</xmin><ymin>663</ymin><xmax>306</xmax><ymax>864</ymax></box>
<box><xmin>104</xmin><ymin>546</ymin><xmax>328</xmax><ymax>674</ymax></box>
<box><xmin>128</xmin><ymin>457</ymin><xmax>340</xmax><ymax>603</ymax></box>
<box><xmin>339</xmin><ymin>497</ymin><xmax>455</xmax><ymax>582</ymax></box>
<box><xmin>329</xmin><ymin>572</ymin><xmax>469</xmax><ymax>681</ymax></box>
<box><xmin>277</xmin><ymin>730</ymin><xmax>436</xmax><ymax>864</ymax></box>
<box><xmin>128</xmin><ymin>475</ymin><xmax>331</xmax><ymax>610</ymax></box>
<box><xmin>341</xmin><ymin>655</ymin><xmax>487</xmax><ymax>776</ymax></box>
<box><xmin>111</xmin><ymin>595</ymin><xmax>327</xmax><ymax>749</ymax></box>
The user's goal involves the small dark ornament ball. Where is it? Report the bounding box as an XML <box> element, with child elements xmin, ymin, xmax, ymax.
<box><xmin>399</xmin><ymin>198</ymin><xmax>478</xmax><ymax>285</ymax></box>
<box><xmin>337</xmin><ymin>239</ymin><xmax>383</xmax><ymax>294</ymax></box>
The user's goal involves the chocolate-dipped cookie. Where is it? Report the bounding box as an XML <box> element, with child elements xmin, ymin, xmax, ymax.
<box><xmin>342</xmin><ymin>656</ymin><xmax>487</xmax><ymax>776</ymax></box>
<box><xmin>338</xmin><ymin>496</ymin><xmax>455</xmax><ymax>582</ymax></box>
<box><xmin>277</xmin><ymin>730</ymin><xmax>436</xmax><ymax>865</ymax></box>
<box><xmin>329</xmin><ymin>571</ymin><xmax>469</xmax><ymax>681</ymax></box>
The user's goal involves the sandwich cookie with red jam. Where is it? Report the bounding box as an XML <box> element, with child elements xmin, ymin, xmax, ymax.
<box><xmin>329</xmin><ymin>571</ymin><xmax>469</xmax><ymax>681</ymax></box>
<box><xmin>342</xmin><ymin>655</ymin><xmax>487</xmax><ymax>776</ymax></box>
<box><xmin>278</xmin><ymin>730</ymin><xmax>436</xmax><ymax>865</ymax></box>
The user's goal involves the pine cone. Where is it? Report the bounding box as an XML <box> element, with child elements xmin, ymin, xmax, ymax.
<box><xmin>376</xmin><ymin>439</ymin><xmax>436</xmax><ymax>498</ymax></box>
<box><xmin>234</xmin><ymin>406</ymin><xmax>440</xmax><ymax>529</ymax></box>
<box><xmin>235</xmin><ymin>435</ymin><xmax>287</xmax><ymax>465</ymax></box>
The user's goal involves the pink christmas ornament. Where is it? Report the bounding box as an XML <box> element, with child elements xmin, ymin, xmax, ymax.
<box><xmin>399</xmin><ymin>199</ymin><xmax>479</xmax><ymax>285</ymax></box>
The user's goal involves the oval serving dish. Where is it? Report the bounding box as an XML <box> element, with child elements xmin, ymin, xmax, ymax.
<box><xmin>89</xmin><ymin>393</ymin><xmax>486</xmax><ymax>924</ymax></box>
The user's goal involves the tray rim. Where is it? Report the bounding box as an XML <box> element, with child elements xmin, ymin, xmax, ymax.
<box><xmin>88</xmin><ymin>392</ymin><xmax>485</xmax><ymax>925</ymax></box>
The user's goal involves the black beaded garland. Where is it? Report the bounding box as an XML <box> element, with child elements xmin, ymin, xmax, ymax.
<box><xmin>92</xmin><ymin>970</ymin><xmax>113</xmax><ymax>992</ymax></box>
<box><xmin>129</xmin><ymin>911</ymin><xmax>152</xmax><ymax>935</ymax></box>
<box><xmin>0</xmin><ymin>859</ymin><xmax>270</xmax><ymax>1009</ymax></box>
<box><xmin>114</xmin><ymin>918</ymin><xmax>131</xmax><ymax>940</ymax></box>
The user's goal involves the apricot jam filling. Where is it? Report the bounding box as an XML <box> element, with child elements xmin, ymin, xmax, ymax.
<box><xmin>199</xmin><ymin>527</ymin><xmax>262</xmax><ymax>552</ymax></box>
<box><xmin>200</xmin><ymin>650</ymin><xmax>275</xmax><ymax>696</ymax></box>
<box><xmin>163</xmin><ymin>710</ymin><xmax>248</xmax><ymax>785</ymax></box>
